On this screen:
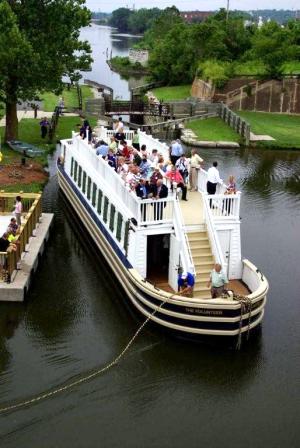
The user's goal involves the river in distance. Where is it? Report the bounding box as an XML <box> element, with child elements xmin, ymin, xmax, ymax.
<box><xmin>0</xmin><ymin>25</ymin><xmax>299</xmax><ymax>448</ymax></box>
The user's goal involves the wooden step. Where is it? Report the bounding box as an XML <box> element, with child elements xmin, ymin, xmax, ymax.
<box><xmin>189</xmin><ymin>241</ymin><xmax>210</xmax><ymax>250</ymax></box>
<box><xmin>195</xmin><ymin>261</ymin><xmax>214</xmax><ymax>271</ymax></box>
<box><xmin>193</xmin><ymin>254</ymin><xmax>214</xmax><ymax>264</ymax></box>
<box><xmin>187</xmin><ymin>232</ymin><xmax>208</xmax><ymax>242</ymax></box>
<box><xmin>191</xmin><ymin>247</ymin><xmax>211</xmax><ymax>257</ymax></box>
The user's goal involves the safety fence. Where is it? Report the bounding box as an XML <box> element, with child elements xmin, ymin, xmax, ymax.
<box><xmin>0</xmin><ymin>193</ymin><xmax>42</xmax><ymax>283</ymax></box>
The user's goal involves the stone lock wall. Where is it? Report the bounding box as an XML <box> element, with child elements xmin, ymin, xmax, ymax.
<box><xmin>129</xmin><ymin>49</ymin><xmax>149</xmax><ymax>67</ymax></box>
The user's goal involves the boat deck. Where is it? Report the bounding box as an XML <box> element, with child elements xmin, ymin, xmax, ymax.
<box><xmin>179</xmin><ymin>191</ymin><xmax>204</xmax><ymax>226</ymax></box>
<box><xmin>150</xmin><ymin>276</ymin><xmax>250</xmax><ymax>298</ymax></box>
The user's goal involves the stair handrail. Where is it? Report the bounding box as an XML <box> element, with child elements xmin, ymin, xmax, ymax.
<box><xmin>173</xmin><ymin>199</ymin><xmax>195</xmax><ymax>276</ymax></box>
<box><xmin>202</xmin><ymin>192</ymin><xmax>227</xmax><ymax>274</ymax></box>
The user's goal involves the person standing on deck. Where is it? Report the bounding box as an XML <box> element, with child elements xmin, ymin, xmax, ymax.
<box><xmin>189</xmin><ymin>149</ymin><xmax>203</xmax><ymax>191</ymax></box>
<box><xmin>170</xmin><ymin>139</ymin><xmax>183</xmax><ymax>166</ymax></box>
<box><xmin>207</xmin><ymin>263</ymin><xmax>228</xmax><ymax>298</ymax></box>
<box><xmin>206</xmin><ymin>161</ymin><xmax>223</xmax><ymax>195</ymax></box>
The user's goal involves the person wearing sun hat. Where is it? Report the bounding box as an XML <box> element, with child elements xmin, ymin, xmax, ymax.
<box><xmin>177</xmin><ymin>268</ymin><xmax>195</xmax><ymax>297</ymax></box>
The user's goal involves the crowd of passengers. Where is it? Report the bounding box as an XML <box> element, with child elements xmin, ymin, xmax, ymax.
<box><xmin>79</xmin><ymin>118</ymin><xmax>205</xmax><ymax>202</ymax></box>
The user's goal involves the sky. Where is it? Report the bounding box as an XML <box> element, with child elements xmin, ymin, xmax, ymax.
<box><xmin>86</xmin><ymin>0</ymin><xmax>300</xmax><ymax>13</ymax></box>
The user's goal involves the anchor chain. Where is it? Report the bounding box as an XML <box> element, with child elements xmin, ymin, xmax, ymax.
<box><xmin>0</xmin><ymin>295</ymin><xmax>172</xmax><ymax>414</ymax></box>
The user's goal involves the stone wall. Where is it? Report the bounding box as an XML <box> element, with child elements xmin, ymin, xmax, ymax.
<box><xmin>191</xmin><ymin>78</ymin><xmax>213</xmax><ymax>100</ymax></box>
<box><xmin>129</xmin><ymin>49</ymin><xmax>149</xmax><ymax>67</ymax></box>
<box><xmin>228</xmin><ymin>78</ymin><xmax>300</xmax><ymax>114</ymax></box>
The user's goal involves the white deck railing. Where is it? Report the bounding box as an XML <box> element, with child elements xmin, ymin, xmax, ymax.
<box><xmin>202</xmin><ymin>193</ymin><xmax>227</xmax><ymax>273</ymax></box>
<box><xmin>198</xmin><ymin>168</ymin><xmax>241</xmax><ymax>219</ymax></box>
<box><xmin>68</xmin><ymin>133</ymin><xmax>175</xmax><ymax>227</ymax></box>
<box><xmin>98</xmin><ymin>128</ymin><xmax>170</xmax><ymax>161</ymax></box>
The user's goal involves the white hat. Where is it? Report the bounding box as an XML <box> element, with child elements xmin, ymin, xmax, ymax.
<box><xmin>181</xmin><ymin>272</ymin><xmax>187</xmax><ymax>280</ymax></box>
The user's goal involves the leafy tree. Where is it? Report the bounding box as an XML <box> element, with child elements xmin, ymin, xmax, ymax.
<box><xmin>109</xmin><ymin>8</ymin><xmax>133</xmax><ymax>33</ymax></box>
<box><xmin>0</xmin><ymin>0</ymin><xmax>92</xmax><ymax>141</ymax></box>
<box><xmin>127</xmin><ymin>8</ymin><xmax>161</xmax><ymax>34</ymax></box>
<box><xmin>249</xmin><ymin>21</ymin><xmax>299</xmax><ymax>78</ymax></box>
<box><xmin>197</xmin><ymin>60</ymin><xmax>232</xmax><ymax>88</ymax></box>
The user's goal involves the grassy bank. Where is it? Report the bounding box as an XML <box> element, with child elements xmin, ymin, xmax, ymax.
<box><xmin>109</xmin><ymin>56</ymin><xmax>149</xmax><ymax>76</ymax></box>
<box><xmin>40</xmin><ymin>85</ymin><xmax>94</xmax><ymax>112</ymax></box>
<box><xmin>0</xmin><ymin>115</ymin><xmax>96</xmax><ymax>192</ymax></box>
<box><xmin>151</xmin><ymin>85</ymin><xmax>191</xmax><ymax>101</ymax></box>
<box><xmin>187</xmin><ymin>117</ymin><xmax>241</xmax><ymax>143</ymax></box>
<box><xmin>238</xmin><ymin>111</ymin><xmax>300</xmax><ymax>149</ymax></box>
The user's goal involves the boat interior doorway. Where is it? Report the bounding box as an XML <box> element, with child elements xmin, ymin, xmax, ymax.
<box><xmin>146</xmin><ymin>234</ymin><xmax>172</xmax><ymax>291</ymax></box>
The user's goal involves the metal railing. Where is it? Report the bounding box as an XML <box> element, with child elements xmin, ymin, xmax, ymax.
<box><xmin>0</xmin><ymin>193</ymin><xmax>42</xmax><ymax>283</ymax></box>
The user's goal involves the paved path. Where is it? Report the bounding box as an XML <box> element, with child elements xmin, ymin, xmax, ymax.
<box><xmin>250</xmin><ymin>132</ymin><xmax>275</xmax><ymax>141</ymax></box>
<box><xmin>0</xmin><ymin>110</ymin><xmax>79</xmax><ymax>127</ymax></box>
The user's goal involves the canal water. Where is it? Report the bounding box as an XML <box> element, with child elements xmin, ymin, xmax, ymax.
<box><xmin>0</xmin><ymin>26</ymin><xmax>299</xmax><ymax>448</ymax></box>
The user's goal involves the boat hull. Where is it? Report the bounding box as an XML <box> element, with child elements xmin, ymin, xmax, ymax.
<box><xmin>57</xmin><ymin>163</ymin><xmax>267</xmax><ymax>338</ymax></box>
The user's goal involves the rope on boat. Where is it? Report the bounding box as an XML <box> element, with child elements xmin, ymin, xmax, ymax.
<box><xmin>0</xmin><ymin>296</ymin><xmax>171</xmax><ymax>415</ymax></box>
<box><xmin>232</xmin><ymin>293</ymin><xmax>253</xmax><ymax>350</ymax></box>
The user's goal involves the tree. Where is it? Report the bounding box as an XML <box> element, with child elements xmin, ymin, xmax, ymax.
<box><xmin>250</xmin><ymin>21</ymin><xmax>299</xmax><ymax>78</ymax></box>
<box><xmin>109</xmin><ymin>8</ymin><xmax>133</xmax><ymax>33</ymax></box>
<box><xmin>0</xmin><ymin>0</ymin><xmax>92</xmax><ymax>142</ymax></box>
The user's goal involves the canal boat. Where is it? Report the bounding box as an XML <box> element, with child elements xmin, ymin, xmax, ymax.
<box><xmin>57</xmin><ymin>129</ymin><xmax>269</xmax><ymax>339</ymax></box>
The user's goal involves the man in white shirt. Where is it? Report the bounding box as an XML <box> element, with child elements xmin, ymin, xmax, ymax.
<box><xmin>207</xmin><ymin>161</ymin><xmax>223</xmax><ymax>195</ymax></box>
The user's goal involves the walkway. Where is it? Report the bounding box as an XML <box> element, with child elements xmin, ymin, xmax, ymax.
<box><xmin>179</xmin><ymin>191</ymin><xmax>204</xmax><ymax>227</ymax></box>
<box><xmin>0</xmin><ymin>110</ymin><xmax>78</xmax><ymax>127</ymax></box>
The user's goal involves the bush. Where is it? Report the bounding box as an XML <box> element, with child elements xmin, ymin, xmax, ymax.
<box><xmin>197</xmin><ymin>60</ymin><xmax>232</xmax><ymax>88</ymax></box>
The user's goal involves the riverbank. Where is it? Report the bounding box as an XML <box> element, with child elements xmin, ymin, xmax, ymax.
<box><xmin>151</xmin><ymin>85</ymin><xmax>191</xmax><ymax>101</ymax></box>
<box><xmin>108</xmin><ymin>56</ymin><xmax>150</xmax><ymax>77</ymax></box>
<box><xmin>185</xmin><ymin>117</ymin><xmax>241</xmax><ymax>147</ymax></box>
<box><xmin>0</xmin><ymin>116</ymin><xmax>97</xmax><ymax>192</ymax></box>
<box><xmin>238</xmin><ymin>111</ymin><xmax>300</xmax><ymax>149</ymax></box>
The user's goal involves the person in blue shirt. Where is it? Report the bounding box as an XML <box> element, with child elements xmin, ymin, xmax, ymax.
<box><xmin>178</xmin><ymin>271</ymin><xmax>195</xmax><ymax>297</ymax></box>
<box><xmin>170</xmin><ymin>139</ymin><xmax>183</xmax><ymax>166</ymax></box>
<box><xmin>96</xmin><ymin>140</ymin><xmax>109</xmax><ymax>158</ymax></box>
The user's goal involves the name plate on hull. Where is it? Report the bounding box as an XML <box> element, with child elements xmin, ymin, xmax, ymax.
<box><xmin>185</xmin><ymin>307</ymin><xmax>223</xmax><ymax>316</ymax></box>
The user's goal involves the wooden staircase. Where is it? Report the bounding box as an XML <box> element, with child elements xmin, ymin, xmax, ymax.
<box><xmin>188</xmin><ymin>230</ymin><xmax>214</xmax><ymax>299</ymax></box>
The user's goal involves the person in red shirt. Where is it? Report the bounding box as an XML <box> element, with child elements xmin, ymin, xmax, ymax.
<box><xmin>165</xmin><ymin>165</ymin><xmax>187</xmax><ymax>200</ymax></box>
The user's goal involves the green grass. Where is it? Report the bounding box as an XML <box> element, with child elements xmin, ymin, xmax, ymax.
<box><xmin>238</xmin><ymin>111</ymin><xmax>300</xmax><ymax>149</ymax></box>
<box><xmin>40</xmin><ymin>86</ymin><xmax>94</xmax><ymax>112</ymax></box>
<box><xmin>0</xmin><ymin>115</ymin><xmax>97</xmax><ymax>192</ymax></box>
<box><xmin>187</xmin><ymin>117</ymin><xmax>241</xmax><ymax>142</ymax></box>
<box><xmin>151</xmin><ymin>85</ymin><xmax>191</xmax><ymax>101</ymax></box>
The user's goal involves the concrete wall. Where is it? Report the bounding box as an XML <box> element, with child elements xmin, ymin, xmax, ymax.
<box><xmin>129</xmin><ymin>49</ymin><xmax>149</xmax><ymax>67</ymax></box>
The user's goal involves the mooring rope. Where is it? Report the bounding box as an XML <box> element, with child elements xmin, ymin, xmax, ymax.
<box><xmin>233</xmin><ymin>294</ymin><xmax>253</xmax><ymax>350</ymax></box>
<box><xmin>0</xmin><ymin>296</ymin><xmax>171</xmax><ymax>414</ymax></box>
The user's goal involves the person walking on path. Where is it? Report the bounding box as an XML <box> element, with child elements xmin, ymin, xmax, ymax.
<box><xmin>207</xmin><ymin>263</ymin><xmax>228</xmax><ymax>298</ymax></box>
<box><xmin>189</xmin><ymin>149</ymin><xmax>203</xmax><ymax>191</ymax></box>
<box><xmin>39</xmin><ymin>117</ymin><xmax>49</xmax><ymax>139</ymax></box>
